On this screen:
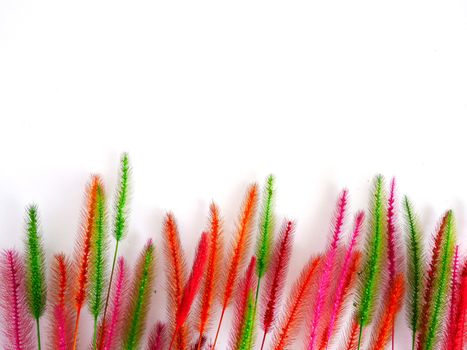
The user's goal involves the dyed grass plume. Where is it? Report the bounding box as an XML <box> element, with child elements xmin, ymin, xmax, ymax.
<box><xmin>89</xmin><ymin>182</ymin><xmax>109</xmax><ymax>349</ymax></box>
<box><xmin>355</xmin><ymin>175</ymin><xmax>386</xmax><ymax>349</ymax></box>
<box><xmin>322</xmin><ymin>211</ymin><xmax>364</xmax><ymax>350</ymax></box>
<box><xmin>121</xmin><ymin>240</ymin><xmax>156</xmax><ymax>350</ymax></box>
<box><xmin>195</xmin><ymin>203</ymin><xmax>224</xmax><ymax>350</ymax></box>
<box><xmin>72</xmin><ymin>175</ymin><xmax>101</xmax><ymax>350</ymax></box>
<box><xmin>0</xmin><ymin>249</ymin><xmax>34</xmax><ymax>350</ymax></box>
<box><xmin>24</xmin><ymin>205</ymin><xmax>47</xmax><ymax>350</ymax></box>
<box><xmin>101</xmin><ymin>153</ymin><xmax>131</xmax><ymax>342</ymax></box>
<box><xmin>213</xmin><ymin>184</ymin><xmax>258</xmax><ymax>349</ymax></box>
<box><xmin>163</xmin><ymin>213</ymin><xmax>189</xmax><ymax>350</ymax></box>
<box><xmin>270</xmin><ymin>256</ymin><xmax>321</xmax><ymax>350</ymax></box>
<box><xmin>307</xmin><ymin>189</ymin><xmax>347</xmax><ymax>350</ymax></box>
<box><xmin>169</xmin><ymin>232</ymin><xmax>209</xmax><ymax>350</ymax></box>
<box><xmin>260</xmin><ymin>220</ymin><xmax>294</xmax><ymax>350</ymax></box>
<box><xmin>403</xmin><ymin>196</ymin><xmax>424</xmax><ymax>350</ymax></box>
<box><xmin>49</xmin><ymin>254</ymin><xmax>74</xmax><ymax>350</ymax></box>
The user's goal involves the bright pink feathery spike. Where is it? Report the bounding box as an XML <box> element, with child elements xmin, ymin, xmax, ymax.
<box><xmin>147</xmin><ymin>323</ymin><xmax>166</xmax><ymax>350</ymax></box>
<box><xmin>324</xmin><ymin>211</ymin><xmax>365</xmax><ymax>349</ymax></box>
<box><xmin>307</xmin><ymin>189</ymin><xmax>348</xmax><ymax>350</ymax></box>
<box><xmin>101</xmin><ymin>257</ymin><xmax>128</xmax><ymax>350</ymax></box>
<box><xmin>53</xmin><ymin>305</ymin><xmax>68</xmax><ymax>350</ymax></box>
<box><xmin>386</xmin><ymin>178</ymin><xmax>397</xmax><ymax>283</ymax></box>
<box><xmin>0</xmin><ymin>249</ymin><xmax>34</xmax><ymax>350</ymax></box>
<box><xmin>169</xmin><ymin>233</ymin><xmax>209</xmax><ymax>350</ymax></box>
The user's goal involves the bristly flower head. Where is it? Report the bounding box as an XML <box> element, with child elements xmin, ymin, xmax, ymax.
<box><xmin>418</xmin><ymin>211</ymin><xmax>456</xmax><ymax>350</ymax></box>
<box><xmin>357</xmin><ymin>175</ymin><xmax>386</xmax><ymax>327</ymax></box>
<box><xmin>24</xmin><ymin>204</ymin><xmax>47</xmax><ymax>320</ymax></box>
<box><xmin>163</xmin><ymin>213</ymin><xmax>189</xmax><ymax>350</ymax></box>
<box><xmin>0</xmin><ymin>249</ymin><xmax>34</xmax><ymax>350</ymax></box>
<box><xmin>307</xmin><ymin>189</ymin><xmax>348</xmax><ymax>350</ymax></box>
<box><xmin>113</xmin><ymin>152</ymin><xmax>131</xmax><ymax>242</ymax></box>
<box><xmin>73</xmin><ymin>175</ymin><xmax>101</xmax><ymax>310</ymax></box>
<box><xmin>48</xmin><ymin>253</ymin><xmax>74</xmax><ymax>350</ymax></box>
<box><xmin>88</xmin><ymin>182</ymin><xmax>109</xmax><ymax>320</ymax></box>
<box><xmin>101</xmin><ymin>257</ymin><xmax>128</xmax><ymax>350</ymax></box>
<box><xmin>403</xmin><ymin>196</ymin><xmax>424</xmax><ymax>349</ymax></box>
<box><xmin>195</xmin><ymin>203</ymin><xmax>224</xmax><ymax>342</ymax></box>
<box><xmin>261</xmin><ymin>220</ymin><xmax>295</xmax><ymax>340</ymax></box>
<box><xmin>256</xmin><ymin>175</ymin><xmax>275</xmax><ymax>279</ymax></box>
<box><xmin>121</xmin><ymin>239</ymin><xmax>156</xmax><ymax>350</ymax></box>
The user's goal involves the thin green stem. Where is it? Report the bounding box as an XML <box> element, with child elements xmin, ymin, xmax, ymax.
<box><xmin>92</xmin><ymin>316</ymin><xmax>98</xmax><ymax>350</ymax></box>
<box><xmin>104</xmin><ymin>240</ymin><xmax>120</xmax><ymax>319</ymax></box>
<box><xmin>357</xmin><ymin>321</ymin><xmax>363</xmax><ymax>350</ymax></box>
<box><xmin>36</xmin><ymin>318</ymin><xmax>41</xmax><ymax>350</ymax></box>
<box><xmin>412</xmin><ymin>330</ymin><xmax>416</xmax><ymax>350</ymax></box>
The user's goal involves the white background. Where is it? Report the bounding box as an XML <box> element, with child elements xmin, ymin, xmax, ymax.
<box><xmin>1</xmin><ymin>0</ymin><xmax>467</xmax><ymax>349</ymax></box>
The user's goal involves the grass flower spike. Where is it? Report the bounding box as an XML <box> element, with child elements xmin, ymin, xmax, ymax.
<box><xmin>229</xmin><ymin>257</ymin><xmax>257</xmax><ymax>350</ymax></box>
<box><xmin>163</xmin><ymin>213</ymin><xmax>189</xmax><ymax>350</ymax></box>
<box><xmin>270</xmin><ymin>255</ymin><xmax>321</xmax><ymax>350</ymax></box>
<box><xmin>0</xmin><ymin>249</ymin><xmax>34</xmax><ymax>350</ymax></box>
<box><xmin>355</xmin><ymin>175</ymin><xmax>386</xmax><ymax>349</ymax></box>
<box><xmin>100</xmin><ymin>257</ymin><xmax>128</xmax><ymax>350</ymax></box>
<box><xmin>169</xmin><ymin>232</ymin><xmax>209</xmax><ymax>350</ymax></box>
<box><xmin>121</xmin><ymin>240</ymin><xmax>156</xmax><ymax>350</ymax></box>
<box><xmin>403</xmin><ymin>196</ymin><xmax>424</xmax><ymax>350</ymax></box>
<box><xmin>49</xmin><ymin>254</ymin><xmax>74</xmax><ymax>350</ymax></box>
<box><xmin>307</xmin><ymin>189</ymin><xmax>348</xmax><ymax>350</ymax></box>
<box><xmin>195</xmin><ymin>203</ymin><xmax>224</xmax><ymax>350</ymax></box>
<box><xmin>72</xmin><ymin>175</ymin><xmax>101</xmax><ymax>350</ymax></box>
<box><xmin>24</xmin><ymin>205</ymin><xmax>47</xmax><ymax>350</ymax></box>
<box><xmin>418</xmin><ymin>211</ymin><xmax>456</xmax><ymax>350</ymax></box>
<box><xmin>260</xmin><ymin>220</ymin><xmax>295</xmax><ymax>349</ymax></box>
<box><xmin>213</xmin><ymin>184</ymin><xmax>258</xmax><ymax>349</ymax></box>
<box><xmin>322</xmin><ymin>211</ymin><xmax>365</xmax><ymax>349</ymax></box>
<box><xmin>102</xmin><ymin>153</ymin><xmax>131</xmax><ymax>341</ymax></box>
<box><xmin>89</xmin><ymin>182</ymin><xmax>109</xmax><ymax>348</ymax></box>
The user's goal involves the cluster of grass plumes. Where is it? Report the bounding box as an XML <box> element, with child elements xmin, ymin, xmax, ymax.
<box><xmin>0</xmin><ymin>155</ymin><xmax>465</xmax><ymax>350</ymax></box>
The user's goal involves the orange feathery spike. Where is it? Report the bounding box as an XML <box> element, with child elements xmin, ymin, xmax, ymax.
<box><xmin>163</xmin><ymin>213</ymin><xmax>189</xmax><ymax>350</ymax></box>
<box><xmin>343</xmin><ymin>318</ymin><xmax>360</xmax><ymax>350</ymax></box>
<box><xmin>212</xmin><ymin>184</ymin><xmax>259</xmax><ymax>349</ymax></box>
<box><xmin>49</xmin><ymin>254</ymin><xmax>74</xmax><ymax>350</ymax></box>
<box><xmin>72</xmin><ymin>175</ymin><xmax>101</xmax><ymax>350</ymax></box>
<box><xmin>368</xmin><ymin>274</ymin><xmax>405</xmax><ymax>350</ymax></box>
<box><xmin>195</xmin><ymin>203</ymin><xmax>224</xmax><ymax>350</ymax></box>
<box><xmin>270</xmin><ymin>256</ymin><xmax>321</xmax><ymax>350</ymax></box>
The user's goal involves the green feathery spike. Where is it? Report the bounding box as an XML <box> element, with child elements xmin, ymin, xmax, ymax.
<box><xmin>113</xmin><ymin>152</ymin><xmax>130</xmax><ymax>242</ymax></box>
<box><xmin>403</xmin><ymin>196</ymin><xmax>424</xmax><ymax>350</ymax></box>
<box><xmin>357</xmin><ymin>175</ymin><xmax>386</xmax><ymax>350</ymax></box>
<box><xmin>256</xmin><ymin>175</ymin><xmax>275</xmax><ymax>279</ymax></box>
<box><xmin>251</xmin><ymin>175</ymin><xmax>275</xmax><ymax>349</ymax></box>
<box><xmin>24</xmin><ymin>205</ymin><xmax>47</xmax><ymax>350</ymax></box>
<box><xmin>101</xmin><ymin>153</ymin><xmax>131</xmax><ymax>334</ymax></box>
<box><xmin>238</xmin><ymin>292</ymin><xmax>256</xmax><ymax>350</ymax></box>
<box><xmin>122</xmin><ymin>242</ymin><xmax>155</xmax><ymax>350</ymax></box>
<box><xmin>88</xmin><ymin>183</ymin><xmax>108</xmax><ymax>349</ymax></box>
<box><xmin>424</xmin><ymin>211</ymin><xmax>455</xmax><ymax>350</ymax></box>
